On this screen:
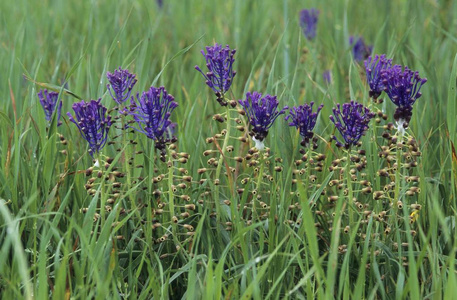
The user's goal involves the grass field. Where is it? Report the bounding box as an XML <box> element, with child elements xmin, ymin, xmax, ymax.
<box><xmin>1</xmin><ymin>0</ymin><xmax>457</xmax><ymax>299</ymax></box>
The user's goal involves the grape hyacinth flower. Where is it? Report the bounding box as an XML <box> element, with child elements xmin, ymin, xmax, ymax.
<box><xmin>107</xmin><ymin>67</ymin><xmax>137</xmax><ymax>105</ymax></box>
<box><xmin>128</xmin><ymin>86</ymin><xmax>178</xmax><ymax>155</ymax></box>
<box><xmin>299</xmin><ymin>9</ymin><xmax>319</xmax><ymax>41</ymax></box>
<box><xmin>195</xmin><ymin>43</ymin><xmax>236</xmax><ymax>105</ymax></box>
<box><xmin>239</xmin><ymin>92</ymin><xmax>288</xmax><ymax>150</ymax></box>
<box><xmin>381</xmin><ymin>65</ymin><xmax>427</xmax><ymax>134</ymax></box>
<box><xmin>323</xmin><ymin>70</ymin><xmax>332</xmax><ymax>84</ymax></box>
<box><xmin>364</xmin><ymin>54</ymin><xmax>392</xmax><ymax>100</ymax></box>
<box><xmin>38</xmin><ymin>89</ymin><xmax>62</xmax><ymax>126</ymax></box>
<box><xmin>286</xmin><ymin>102</ymin><xmax>323</xmax><ymax>147</ymax></box>
<box><xmin>350</xmin><ymin>36</ymin><xmax>372</xmax><ymax>62</ymax></box>
<box><xmin>330</xmin><ymin>100</ymin><xmax>375</xmax><ymax>149</ymax></box>
<box><xmin>67</xmin><ymin>99</ymin><xmax>112</xmax><ymax>157</ymax></box>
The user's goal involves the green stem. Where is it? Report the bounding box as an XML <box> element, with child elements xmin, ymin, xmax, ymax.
<box><xmin>167</xmin><ymin>148</ymin><xmax>177</xmax><ymax>238</ymax></box>
<box><xmin>214</xmin><ymin>105</ymin><xmax>232</xmax><ymax>222</ymax></box>
<box><xmin>345</xmin><ymin>150</ymin><xmax>354</xmax><ymax>228</ymax></box>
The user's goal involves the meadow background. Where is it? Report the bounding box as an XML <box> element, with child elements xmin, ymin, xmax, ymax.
<box><xmin>1</xmin><ymin>0</ymin><xmax>457</xmax><ymax>299</ymax></box>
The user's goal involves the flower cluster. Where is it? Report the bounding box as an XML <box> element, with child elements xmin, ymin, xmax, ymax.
<box><xmin>350</xmin><ymin>36</ymin><xmax>372</xmax><ymax>62</ymax></box>
<box><xmin>67</xmin><ymin>99</ymin><xmax>112</xmax><ymax>156</ymax></box>
<box><xmin>128</xmin><ymin>86</ymin><xmax>178</xmax><ymax>152</ymax></box>
<box><xmin>365</xmin><ymin>54</ymin><xmax>392</xmax><ymax>100</ymax></box>
<box><xmin>299</xmin><ymin>9</ymin><xmax>319</xmax><ymax>41</ymax></box>
<box><xmin>286</xmin><ymin>102</ymin><xmax>323</xmax><ymax>147</ymax></box>
<box><xmin>330</xmin><ymin>100</ymin><xmax>375</xmax><ymax>148</ymax></box>
<box><xmin>107</xmin><ymin>67</ymin><xmax>137</xmax><ymax>105</ymax></box>
<box><xmin>381</xmin><ymin>65</ymin><xmax>427</xmax><ymax>127</ymax></box>
<box><xmin>195</xmin><ymin>43</ymin><xmax>236</xmax><ymax>103</ymax></box>
<box><xmin>239</xmin><ymin>92</ymin><xmax>288</xmax><ymax>147</ymax></box>
<box><xmin>38</xmin><ymin>89</ymin><xmax>62</xmax><ymax>126</ymax></box>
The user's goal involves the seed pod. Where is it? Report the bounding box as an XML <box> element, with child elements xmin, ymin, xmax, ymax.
<box><xmin>214</xmin><ymin>179</ymin><xmax>220</xmax><ymax>185</ymax></box>
<box><xmin>397</xmin><ymin>201</ymin><xmax>403</xmax><ymax>209</ymax></box>
<box><xmin>410</xmin><ymin>203</ymin><xmax>422</xmax><ymax>210</ymax></box>
<box><xmin>180</xmin><ymin>195</ymin><xmax>190</xmax><ymax>201</ymax></box>
<box><xmin>234</xmin><ymin>156</ymin><xmax>244</xmax><ymax>162</ymax></box>
<box><xmin>206</xmin><ymin>137</ymin><xmax>214</xmax><ymax>144</ymax></box>
<box><xmin>181</xmin><ymin>212</ymin><xmax>190</xmax><ymax>218</ymax></box>
<box><xmin>213</xmin><ymin>114</ymin><xmax>225</xmax><ymax>123</ymax></box>
<box><xmin>226</xmin><ymin>146</ymin><xmax>234</xmax><ymax>152</ymax></box>
<box><xmin>183</xmin><ymin>176</ymin><xmax>192</xmax><ymax>182</ymax></box>
<box><xmin>328</xmin><ymin>195</ymin><xmax>338</xmax><ymax>202</ymax></box>
<box><xmin>155</xmin><ymin>209</ymin><xmax>164</xmax><ymax>215</ymax></box>
<box><xmin>344</xmin><ymin>226</ymin><xmax>350</xmax><ymax>234</ymax></box>
<box><xmin>309</xmin><ymin>175</ymin><xmax>317</xmax><ymax>183</ymax></box>
<box><xmin>384</xmin><ymin>227</ymin><xmax>391</xmax><ymax>234</ymax></box>
<box><xmin>362</xmin><ymin>187</ymin><xmax>372</xmax><ymax>194</ymax></box>
<box><xmin>223</xmin><ymin>200</ymin><xmax>231</xmax><ymax>205</ymax></box>
<box><xmin>373</xmin><ymin>191</ymin><xmax>384</xmax><ymax>200</ymax></box>
<box><xmin>183</xmin><ymin>224</ymin><xmax>194</xmax><ymax>231</ymax></box>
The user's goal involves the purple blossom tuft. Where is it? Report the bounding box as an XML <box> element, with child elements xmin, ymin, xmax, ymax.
<box><xmin>350</xmin><ymin>36</ymin><xmax>372</xmax><ymax>62</ymax></box>
<box><xmin>107</xmin><ymin>67</ymin><xmax>137</xmax><ymax>105</ymax></box>
<box><xmin>67</xmin><ymin>99</ymin><xmax>112</xmax><ymax>156</ymax></box>
<box><xmin>128</xmin><ymin>86</ymin><xmax>178</xmax><ymax>153</ymax></box>
<box><xmin>286</xmin><ymin>102</ymin><xmax>323</xmax><ymax>146</ymax></box>
<box><xmin>330</xmin><ymin>100</ymin><xmax>375</xmax><ymax>148</ymax></box>
<box><xmin>381</xmin><ymin>65</ymin><xmax>427</xmax><ymax>125</ymax></box>
<box><xmin>239</xmin><ymin>92</ymin><xmax>288</xmax><ymax>143</ymax></box>
<box><xmin>38</xmin><ymin>89</ymin><xmax>62</xmax><ymax>126</ymax></box>
<box><xmin>195</xmin><ymin>43</ymin><xmax>236</xmax><ymax>103</ymax></box>
<box><xmin>364</xmin><ymin>54</ymin><xmax>392</xmax><ymax>99</ymax></box>
<box><xmin>299</xmin><ymin>9</ymin><xmax>319</xmax><ymax>41</ymax></box>
<box><xmin>323</xmin><ymin>70</ymin><xmax>332</xmax><ymax>84</ymax></box>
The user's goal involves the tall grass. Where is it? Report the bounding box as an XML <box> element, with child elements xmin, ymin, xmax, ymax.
<box><xmin>1</xmin><ymin>0</ymin><xmax>457</xmax><ymax>299</ymax></box>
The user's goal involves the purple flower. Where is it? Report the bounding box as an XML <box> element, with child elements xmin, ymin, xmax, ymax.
<box><xmin>365</xmin><ymin>54</ymin><xmax>392</xmax><ymax>99</ymax></box>
<box><xmin>38</xmin><ymin>89</ymin><xmax>62</xmax><ymax>126</ymax></box>
<box><xmin>239</xmin><ymin>92</ymin><xmax>288</xmax><ymax>143</ymax></box>
<box><xmin>67</xmin><ymin>99</ymin><xmax>112</xmax><ymax>156</ymax></box>
<box><xmin>286</xmin><ymin>102</ymin><xmax>323</xmax><ymax>146</ymax></box>
<box><xmin>323</xmin><ymin>70</ymin><xmax>332</xmax><ymax>84</ymax></box>
<box><xmin>299</xmin><ymin>9</ymin><xmax>319</xmax><ymax>41</ymax></box>
<box><xmin>107</xmin><ymin>67</ymin><xmax>137</xmax><ymax>105</ymax></box>
<box><xmin>330</xmin><ymin>100</ymin><xmax>375</xmax><ymax>148</ymax></box>
<box><xmin>195</xmin><ymin>44</ymin><xmax>236</xmax><ymax>103</ymax></box>
<box><xmin>128</xmin><ymin>86</ymin><xmax>178</xmax><ymax>151</ymax></box>
<box><xmin>350</xmin><ymin>36</ymin><xmax>372</xmax><ymax>62</ymax></box>
<box><xmin>381</xmin><ymin>65</ymin><xmax>427</xmax><ymax>126</ymax></box>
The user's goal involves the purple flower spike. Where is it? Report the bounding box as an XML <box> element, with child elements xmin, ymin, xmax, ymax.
<box><xmin>128</xmin><ymin>86</ymin><xmax>178</xmax><ymax>153</ymax></box>
<box><xmin>67</xmin><ymin>99</ymin><xmax>112</xmax><ymax>156</ymax></box>
<box><xmin>299</xmin><ymin>9</ymin><xmax>319</xmax><ymax>41</ymax></box>
<box><xmin>107</xmin><ymin>67</ymin><xmax>137</xmax><ymax>105</ymax></box>
<box><xmin>350</xmin><ymin>36</ymin><xmax>372</xmax><ymax>62</ymax></box>
<box><xmin>330</xmin><ymin>100</ymin><xmax>375</xmax><ymax>148</ymax></box>
<box><xmin>239</xmin><ymin>92</ymin><xmax>288</xmax><ymax>146</ymax></box>
<box><xmin>365</xmin><ymin>54</ymin><xmax>392</xmax><ymax>99</ymax></box>
<box><xmin>323</xmin><ymin>70</ymin><xmax>332</xmax><ymax>84</ymax></box>
<box><xmin>381</xmin><ymin>65</ymin><xmax>427</xmax><ymax>127</ymax></box>
<box><xmin>38</xmin><ymin>89</ymin><xmax>62</xmax><ymax>126</ymax></box>
<box><xmin>195</xmin><ymin>43</ymin><xmax>236</xmax><ymax>103</ymax></box>
<box><xmin>286</xmin><ymin>102</ymin><xmax>323</xmax><ymax>146</ymax></box>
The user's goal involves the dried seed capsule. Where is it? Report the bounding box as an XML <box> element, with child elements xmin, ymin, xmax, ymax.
<box><xmin>183</xmin><ymin>224</ymin><xmax>194</xmax><ymax>231</ymax></box>
<box><xmin>397</xmin><ymin>201</ymin><xmax>403</xmax><ymax>209</ymax></box>
<box><xmin>410</xmin><ymin>203</ymin><xmax>422</xmax><ymax>210</ymax></box>
<box><xmin>224</xmin><ymin>200</ymin><xmax>231</xmax><ymax>205</ymax></box>
<box><xmin>373</xmin><ymin>191</ymin><xmax>384</xmax><ymax>200</ymax></box>
<box><xmin>328</xmin><ymin>195</ymin><xmax>338</xmax><ymax>202</ymax></box>
<box><xmin>344</xmin><ymin>226</ymin><xmax>350</xmax><ymax>234</ymax></box>
<box><xmin>362</xmin><ymin>187</ymin><xmax>372</xmax><ymax>194</ymax></box>
<box><xmin>309</xmin><ymin>175</ymin><xmax>317</xmax><ymax>183</ymax></box>
<box><xmin>183</xmin><ymin>176</ymin><xmax>192</xmax><ymax>182</ymax></box>
<box><xmin>226</xmin><ymin>146</ymin><xmax>234</xmax><ymax>152</ymax></box>
<box><xmin>234</xmin><ymin>156</ymin><xmax>244</xmax><ymax>162</ymax></box>
<box><xmin>206</xmin><ymin>137</ymin><xmax>214</xmax><ymax>144</ymax></box>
